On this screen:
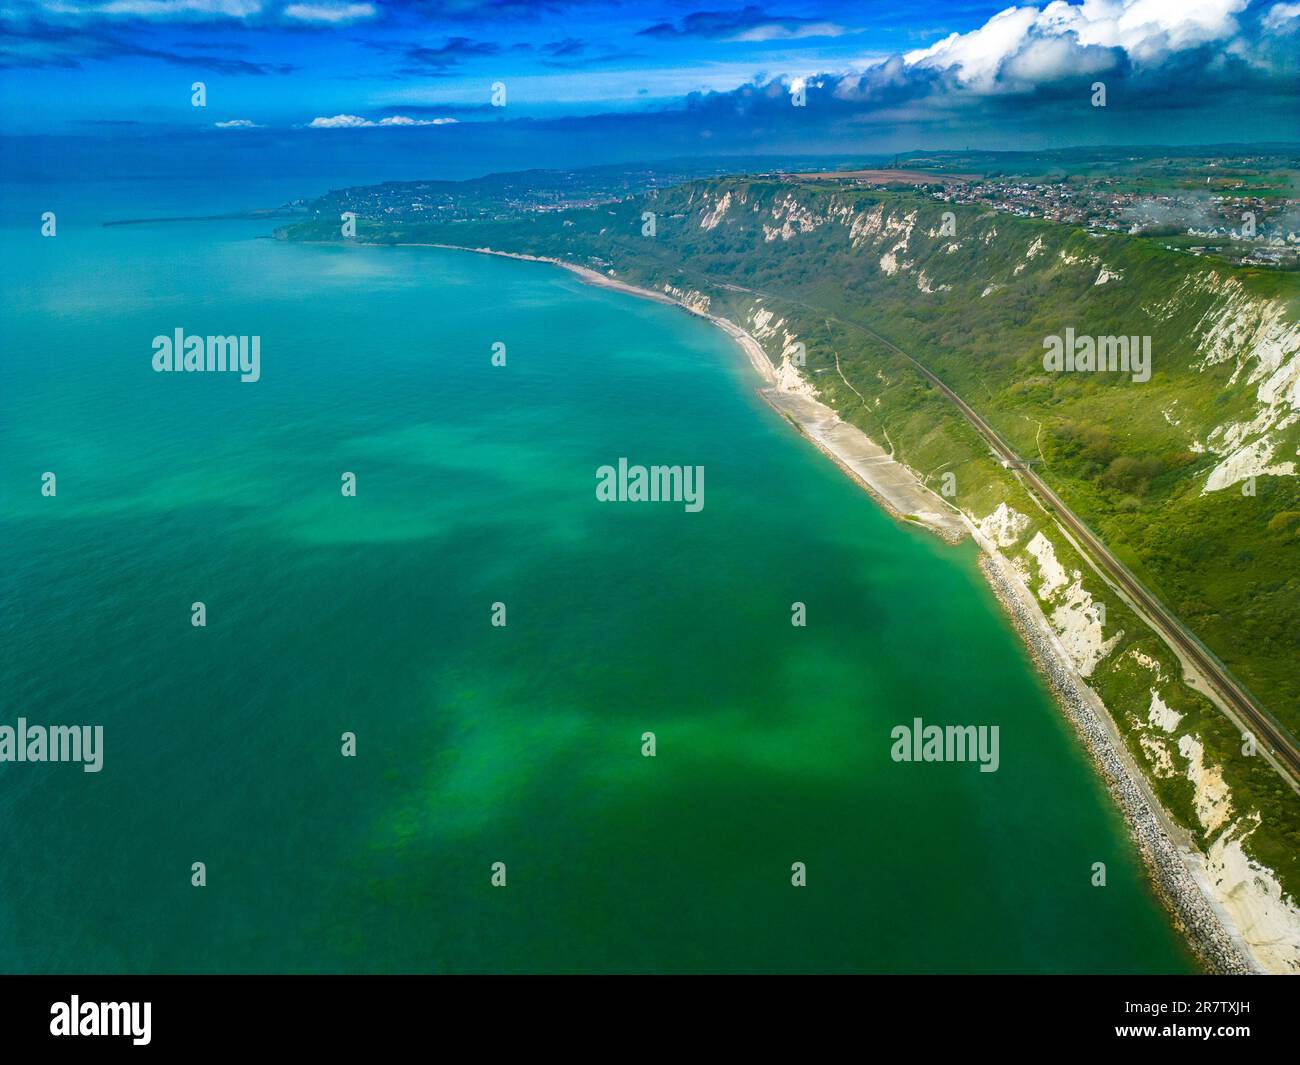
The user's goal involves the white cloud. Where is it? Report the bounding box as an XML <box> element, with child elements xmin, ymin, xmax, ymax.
<box><xmin>282</xmin><ymin>2</ymin><xmax>376</xmax><ymax>22</ymax></box>
<box><xmin>95</xmin><ymin>0</ymin><xmax>262</xmax><ymax>16</ymax></box>
<box><xmin>308</xmin><ymin>114</ymin><xmax>371</xmax><ymax>127</ymax></box>
<box><xmin>900</xmin><ymin>0</ymin><xmax>1250</xmax><ymax>93</ymax></box>
<box><xmin>729</xmin><ymin>21</ymin><xmax>846</xmax><ymax>43</ymax></box>
<box><xmin>36</xmin><ymin>0</ymin><xmax>375</xmax><ymax>19</ymax></box>
<box><xmin>378</xmin><ymin>115</ymin><xmax>457</xmax><ymax>125</ymax></box>
<box><xmin>905</xmin><ymin>7</ymin><xmax>1040</xmax><ymax>89</ymax></box>
<box><xmin>307</xmin><ymin>113</ymin><xmax>458</xmax><ymax>128</ymax></box>
<box><xmin>214</xmin><ymin>118</ymin><xmax>262</xmax><ymax>127</ymax></box>
<box><xmin>1263</xmin><ymin>2</ymin><xmax>1300</xmax><ymax>30</ymax></box>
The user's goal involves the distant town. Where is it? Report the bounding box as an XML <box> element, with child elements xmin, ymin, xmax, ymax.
<box><xmin>302</xmin><ymin>149</ymin><xmax>1300</xmax><ymax>269</ymax></box>
<box><xmin>929</xmin><ymin>176</ymin><xmax>1299</xmax><ymax>267</ymax></box>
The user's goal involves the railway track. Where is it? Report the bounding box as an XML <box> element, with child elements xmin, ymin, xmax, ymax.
<box><xmin>701</xmin><ymin>274</ymin><xmax>1298</xmax><ymax>785</ymax></box>
<box><xmin>837</xmin><ymin>314</ymin><xmax>1300</xmax><ymax>789</ymax></box>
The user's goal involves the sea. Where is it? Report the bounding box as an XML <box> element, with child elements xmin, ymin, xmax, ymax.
<box><xmin>0</xmin><ymin>134</ymin><xmax>1195</xmax><ymax>972</ymax></box>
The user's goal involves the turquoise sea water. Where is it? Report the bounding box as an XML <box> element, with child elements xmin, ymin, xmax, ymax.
<box><xmin>0</xmin><ymin>203</ymin><xmax>1195</xmax><ymax>972</ymax></box>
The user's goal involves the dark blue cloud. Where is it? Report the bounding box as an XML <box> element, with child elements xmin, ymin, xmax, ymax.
<box><xmin>379</xmin><ymin>0</ymin><xmax>608</xmax><ymax>23</ymax></box>
<box><xmin>0</xmin><ymin>19</ymin><xmax>293</xmax><ymax>75</ymax></box>
<box><xmin>639</xmin><ymin>5</ymin><xmax>845</xmax><ymax>41</ymax></box>
<box><xmin>543</xmin><ymin>38</ymin><xmax>587</xmax><ymax>58</ymax></box>
<box><xmin>401</xmin><ymin>36</ymin><xmax>500</xmax><ymax>70</ymax></box>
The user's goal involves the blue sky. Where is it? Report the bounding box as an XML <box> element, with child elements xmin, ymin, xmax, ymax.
<box><xmin>2</xmin><ymin>0</ymin><xmax>1298</xmax><ymax>151</ymax></box>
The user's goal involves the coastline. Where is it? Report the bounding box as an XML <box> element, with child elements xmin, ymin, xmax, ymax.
<box><xmin>975</xmin><ymin>545</ymin><xmax>1258</xmax><ymax>974</ymax></box>
<box><xmin>409</xmin><ymin>243</ymin><xmax>969</xmax><ymax>543</ymax></box>
<box><xmin>348</xmin><ymin>237</ymin><xmax>1271</xmax><ymax>973</ymax></box>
